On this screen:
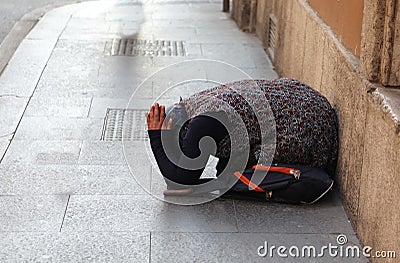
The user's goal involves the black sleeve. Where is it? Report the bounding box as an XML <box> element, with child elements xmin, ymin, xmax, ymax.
<box><xmin>148</xmin><ymin>115</ymin><xmax>228</xmax><ymax>185</ymax></box>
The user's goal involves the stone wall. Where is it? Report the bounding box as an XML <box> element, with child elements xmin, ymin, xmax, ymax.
<box><xmin>232</xmin><ymin>0</ymin><xmax>400</xmax><ymax>261</ymax></box>
<box><xmin>232</xmin><ymin>0</ymin><xmax>257</xmax><ymax>32</ymax></box>
<box><xmin>361</xmin><ymin>0</ymin><xmax>400</xmax><ymax>86</ymax></box>
<box><xmin>231</xmin><ymin>0</ymin><xmax>250</xmax><ymax>31</ymax></box>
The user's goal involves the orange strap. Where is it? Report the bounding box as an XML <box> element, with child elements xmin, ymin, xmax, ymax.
<box><xmin>252</xmin><ymin>165</ymin><xmax>301</xmax><ymax>179</ymax></box>
<box><xmin>252</xmin><ymin>165</ymin><xmax>295</xmax><ymax>174</ymax></box>
<box><xmin>234</xmin><ymin>172</ymin><xmax>266</xmax><ymax>193</ymax></box>
<box><xmin>233</xmin><ymin>165</ymin><xmax>301</xmax><ymax>193</ymax></box>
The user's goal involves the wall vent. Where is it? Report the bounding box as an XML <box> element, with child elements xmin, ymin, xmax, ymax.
<box><xmin>267</xmin><ymin>14</ymin><xmax>277</xmax><ymax>61</ymax></box>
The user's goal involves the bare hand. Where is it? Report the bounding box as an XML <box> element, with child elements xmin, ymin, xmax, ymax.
<box><xmin>146</xmin><ymin>103</ymin><xmax>173</xmax><ymax>130</ymax></box>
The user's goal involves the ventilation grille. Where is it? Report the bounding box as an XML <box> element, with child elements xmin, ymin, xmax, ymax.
<box><xmin>106</xmin><ymin>39</ymin><xmax>187</xmax><ymax>56</ymax></box>
<box><xmin>267</xmin><ymin>15</ymin><xmax>277</xmax><ymax>61</ymax></box>
<box><xmin>101</xmin><ymin>109</ymin><xmax>148</xmax><ymax>141</ymax></box>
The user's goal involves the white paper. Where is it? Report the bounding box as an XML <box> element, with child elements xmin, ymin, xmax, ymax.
<box><xmin>200</xmin><ymin>155</ymin><xmax>219</xmax><ymax>179</ymax></box>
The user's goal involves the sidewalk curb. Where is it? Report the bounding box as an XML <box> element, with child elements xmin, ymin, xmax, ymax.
<box><xmin>0</xmin><ymin>3</ymin><xmax>76</xmax><ymax>161</ymax></box>
<box><xmin>0</xmin><ymin>4</ymin><xmax>65</xmax><ymax>76</ymax></box>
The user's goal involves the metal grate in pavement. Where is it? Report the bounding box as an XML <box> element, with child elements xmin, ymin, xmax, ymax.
<box><xmin>106</xmin><ymin>39</ymin><xmax>187</xmax><ymax>56</ymax></box>
<box><xmin>101</xmin><ymin>109</ymin><xmax>148</xmax><ymax>141</ymax></box>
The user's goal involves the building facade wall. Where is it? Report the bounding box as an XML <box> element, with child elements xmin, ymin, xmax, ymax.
<box><xmin>308</xmin><ymin>0</ymin><xmax>364</xmax><ymax>56</ymax></box>
<box><xmin>360</xmin><ymin>0</ymin><xmax>400</xmax><ymax>86</ymax></box>
<box><xmin>232</xmin><ymin>0</ymin><xmax>400</xmax><ymax>261</ymax></box>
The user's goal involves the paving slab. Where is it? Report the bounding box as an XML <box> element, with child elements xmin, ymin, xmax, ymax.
<box><xmin>0</xmin><ymin>39</ymin><xmax>57</xmax><ymax>97</ymax></box>
<box><xmin>104</xmin><ymin>5</ymin><xmax>146</xmax><ymax>21</ymax></box>
<box><xmin>150</xmin><ymin>232</ymin><xmax>368</xmax><ymax>263</ymax></box>
<box><xmin>0</xmin><ymin>18</ymin><xmax>35</xmax><ymax>78</ymax></box>
<box><xmin>203</xmin><ymin>62</ymin><xmax>257</xmax><ymax>84</ymax></box>
<box><xmin>124</xmin><ymin>142</ymin><xmax>154</xmax><ymax>191</ymax></box>
<box><xmin>151</xmin><ymin>68</ymin><xmax>208</xmax><ymax>98</ymax></box>
<box><xmin>149</xmin><ymin>168</ymin><xmax>217</xmax><ymax>204</ymax></box>
<box><xmin>60</xmin><ymin>30</ymin><xmax>125</xmax><ymax>41</ymax></box>
<box><xmin>151</xmin><ymin>27</ymin><xmax>198</xmax><ymax>40</ymax></box>
<box><xmin>244</xmin><ymin>67</ymin><xmax>279</xmax><ymax>79</ymax></box>
<box><xmin>41</xmin><ymin>54</ymin><xmax>101</xmax><ymax>81</ymax></box>
<box><xmin>36</xmin><ymin>40</ymin><xmax>105</xmax><ymax>83</ymax></box>
<box><xmin>2</xmin><ymin>140</ymin><xmax>81</xmax><ymax>165</ymax></box>
<box><xmin>14</xmin><ymin>117</ymin><xmax>104</xmax><ymax>141</ymax></box>
<box><xmin>70</xmin><ymin>1</ymin><xmax>115</xmax><ymax>19</ymax></box>
<box><xmin>46</xmin><ymin>40</ymin><xmax>106</xmax><ymax>67</ymax></box>
<box><xmin>25</xmin><ymin>97</ymin><xmax>92</xmax><ymax>117</ymax></box>
<box><xmin>0</xmin><ymin>164</ymin><xmax>147</xmax><ymax>195</ymax></box>
<box><xmin>25</xmin><ymin>15</ymin><xmax>71</xmax><ymax>41</ymax></box>
<box><xmin>79</xmin><ymin>142</ymin><xmax>157</xmax><ymax>192</ymax></box>
<box><xmin>0</xmin><ymin>135</ymin><xmax>11</xmax><ymax>161</ymax></box>
<box><xmin>60</xmin><ymin>4</ymin><xmax>145</xmax><ymax>39</ymax></box>
<box><xmin>36</xmin><ymin>55</ymin><xmax>153</xmax><ymax>98</ymax></box>
<box><xmin>0</xmin><ymin>195</ymin><xmax>68</xmax><ymax>231</ymax></box>
<box><xmin>89</xmin><ymin>98</ymin><xmax>153</xmax><ymax>118</ymax></box>
<box><xmin>79</xmin><ymin>141</ymin><xmax>126</xmax><ymax>165</ymax></box>
<box><xmin>201</xmin><ymin>43</ymin><xmax>259</xmax><ymax>68</ymax></box>
<box><xmin>37</xmin><ymin>2</ymin><xmax>81</xmax><ymax>21</ymax></box>
<box><xmin>151</xmin><ymin>55</ymin><xmax>204</xmax><ymax>69</ymax></box>
<box><xmin>36</xmin><ymin>67</ymin><xmax>100</xmax><ymax>93</ymax></box>
<box><xmin>54</xmin><ymin>39</ymin><xmax>107</xmax><ymax>54</ymax></box>
<box><xmin>65</xmin><ymin>18</ymin><xmax>114</xmax><ymax>33</ymax></box>
<box><xmin>63</xmin><ymin>195</ymin><xmax>237</xmax><ymax>232</ymax></box>
<box><xmin>144</xmin><ymin>3</ymin><xmax>191</xmax><ymax>14</ymax></box>
<box><xmin>191</xmin><ymin>33</ymin><xmax>264</xmax><ymax>45</ymax></box>
<box><xmin>151</xmin><ymin>8</ymin><xmax>229</xmax><ymax>21</ymax></box>
<box><xmin>98</xmin><ymin>57</ymin><xmax>155</xmax><ymax>77</ymax></box>
<box><xmin>35</xmin><ymin>78</ymin><xmax>141</xmax><ymax>99</ymax></box>
<box><xmin>0</xmin><ymin>96</ymin><xmax>28</xmax><ymax>136</ymax></box>
<box><xmin>150</xmin><ymin>167</ymin><xmax>168</xmax><ymax>197</ymax></box>
<box><xmin>0</xmin><ymin>232</ymin><xmax>150</xmax><ymax>262</ymax></box>
<box><xmin>247</xmin><ymin>45</ymin><xmax>277</xmax><ymax>68</ymax></box>
<box><xmin>233</xmin><ymin>191</ymin><xmax>355</xmax><ymax>234</ymax></box>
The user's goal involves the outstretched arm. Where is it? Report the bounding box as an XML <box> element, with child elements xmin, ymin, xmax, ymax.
<box><xmin>146</xmin><ymin>103</ymin><xmax>226</xmax><ymax>185</ymax></box>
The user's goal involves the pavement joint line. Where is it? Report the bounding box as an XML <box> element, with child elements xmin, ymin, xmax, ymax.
<box><xmin>59</xmin><ymin>195</ymin><xmax>71</xmax><ymax>232</ymax></box>
<box><xmin>87</xmin><ymin>97</ymin><xmax>94</xmax><ymax>118</ymax></box>
<box><xmin>149</xmin><ymin>232</ymin><xmax>152</xmax><ymax>262</ymax></box>
<box><xmin>232</xmin><ymin>199</ymin><xmax>240</xmax><ymax>231</ymax></box>
<box><xmin>77</xmin><ymin>139</ymin><xmax>84</xmax><ymax>161</ymax></box>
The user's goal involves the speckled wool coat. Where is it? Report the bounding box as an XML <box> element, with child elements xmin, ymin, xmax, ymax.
<box><xmin>182</xmin><ymin>78</ymin><xmax>339</xmax><ymax>175</ymax></box>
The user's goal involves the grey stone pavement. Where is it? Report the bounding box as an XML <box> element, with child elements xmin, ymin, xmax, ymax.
<box><xmin>0</xmin><ymin>0</ymin><xmax>368</xmax><ymax>262</ymax></box>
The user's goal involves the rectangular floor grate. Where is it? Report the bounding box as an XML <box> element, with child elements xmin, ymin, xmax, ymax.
<box><xmin>101</xmin><ymin>109</ymin><xmax>148</xmax><ymax>141</ymax></box>
<box><xmin>106</xmin><ymin>39</ymin><xmax>187</xmax><ymax>56</ymax></box>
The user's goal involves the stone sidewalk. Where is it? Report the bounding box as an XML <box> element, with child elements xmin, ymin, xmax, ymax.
<box><xmin>0</xmin><ymin>0</ymin><xmax>368</xmax><ymax>262</ymax></box>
